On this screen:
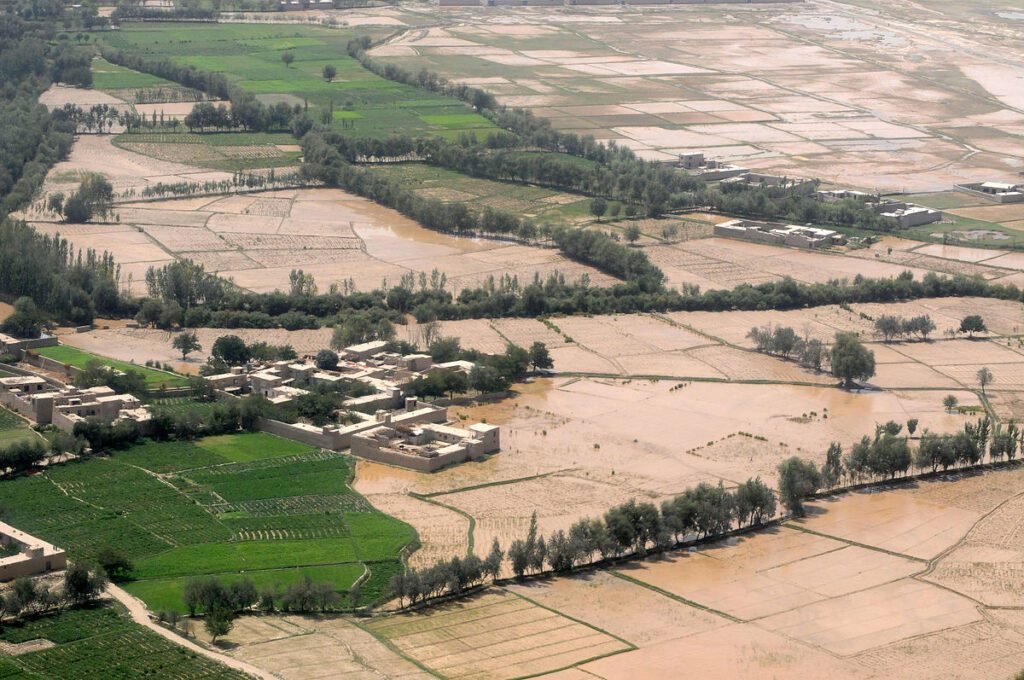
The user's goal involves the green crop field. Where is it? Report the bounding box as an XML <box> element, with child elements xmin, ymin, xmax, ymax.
<box><xmin>0</xmin><ymin>406</ymin><xmax>38</xmax><ymax>448</ymax></box>
<box><xmin>194</xmin><ymin>431</ymin><xmax>313</xmax><ymax>462</ymax></box>
<box><xmin>0</xmin><ymin>433</ymin><xmax>415</xmax><ymax>613</ymax></box>
<box><xmin>0</xmin><ymin>604</ymin><xmax>244</xmax><ymax>679</ymax></box>
<box><xmin>149</xmin><ymin>396</ymin><xmax>216</xmax><ymax>421</ymax></box>
<box><xmin>373</xmin><ymin>163</ymin><xmax>593</xmax><ymax>225</ymax></box>
<box><xmin>101</xmin><ymin>23</ymin><xmax>498</xmax><ymax>140</ymax></box>
<box><xmin>34</xmin><ymin>345</ymin><xmax>189</xmax><ymax>389</ymax></box>
<box><xmin>91</xmin><ymin>56</ymin><xmax>177</xmax><ymax>91</ymax></box>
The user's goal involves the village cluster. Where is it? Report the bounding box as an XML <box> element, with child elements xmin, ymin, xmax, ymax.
<box><xmin>1</xmin><ymin>337</ymin><xmax>500</xmax><ymax>473</ymax></box>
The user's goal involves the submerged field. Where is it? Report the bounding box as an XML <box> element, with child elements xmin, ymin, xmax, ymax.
<box><xmin>0</xmin><ymin>432</ymin><xmax>414</xmax><ymax>613</ymax></box>
<box><xmin>372</xmin><ymin>0</ymin><xmax>1024</xmax><ymax>192</ymax></box>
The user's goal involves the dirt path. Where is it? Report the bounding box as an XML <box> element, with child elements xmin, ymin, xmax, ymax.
<box><xmin>105</xmin><ymin>584</ymin><xmax>278</xmax><ymax>680</ymax></box>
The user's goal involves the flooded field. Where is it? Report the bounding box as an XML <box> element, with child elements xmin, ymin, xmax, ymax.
<box><xmin>214</xmin><ymin>467</ymin><xmax>1024</xmax><ymax>679</ymax></box>
<box><xmin>373</xmin><ymin>0</ymin><xmax>1024</xmax><ymax>191</ymax></box>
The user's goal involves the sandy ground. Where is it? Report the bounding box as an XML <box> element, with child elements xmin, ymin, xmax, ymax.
<box><xmin>370</xmin><ymin>0</ymin><xmax>1024</xmax><ymax>191</ymax></box>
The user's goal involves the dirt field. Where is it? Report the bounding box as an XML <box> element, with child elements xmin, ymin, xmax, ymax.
<box><xmin>373</xmin><ymin>0</ymin><xmax>1024</xmax><ymax>191</ymax></box>
<box><xmin>210</xmin><ymin>466</ymin><xmax>1024</xmax><ymax>680</ymax></box>
<box><xmin>22</xmin><ymin>134</ymin><xmax>616</xmax><ymax>295</ymax></box>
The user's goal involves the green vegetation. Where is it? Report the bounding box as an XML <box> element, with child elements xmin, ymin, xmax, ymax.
<box><xmin>193</xmin><ymin>431</ymin><xmax>313</xmax><ymax>463</ymax></box>
<box><xmin>90</xmin><ymin>56</ymin><xmax>176</xmax><ymax>91</ymax></box>
<box><xmin>0</xmin><ymin>434</ymin><xmax>415</xmax><ymax>613</ymax></box>
<box><xmin>0</xmin><ymin>406</ymin><xmax>38</xmax><ymax>448</ymax></box>
<box><xmin>101</xmin><ymin>23</ymin><xmax>496</xmax><ymax>139</ymax></box>
<box><xmin>34</xmin><ymin>345</ymin><xmax>188</xmax><ymax>389</ymax></box>
<box><xmin>374</xmin><ymin>163</ymin><xmax>592</xmax><ymax>225</ymax></box>
<box><xmin>0</xmin><ymin>605</ymin><xmax>244</xmax><ymax>679</ymax></box>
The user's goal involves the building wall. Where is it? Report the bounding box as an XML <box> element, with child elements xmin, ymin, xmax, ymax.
<box><xmin>955</xmin><ymin>184</ymin><xmax>1024</xmax><ymax>204</ymax></box>
<box><xmin>0</xmin><ymin>551</ymin><xmax>67</xmax><ymax>581</ymax></box>
<box><xmin>351</xmin><ymin>437</ymin><xmax>470</xmax><ymax>472</ymax></box>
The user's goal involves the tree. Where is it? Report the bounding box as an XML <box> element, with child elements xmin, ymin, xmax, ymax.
<box><xmin>322</xmin><ymin>64</ymin><xmax>337</xmax><ymax>82</ymax></box>
<box><xmin>62</xmin><ymin>193</ymin><xmax>91</xmax><ymax>223</ymax></box>
<box><xmin>830</xmin><ymin>332</ymin><xmax>875</xmax><ymax>388</ymax></box>
<box><xmin>483</xmin><ymin>538</ymin><xmax>503</xmax><ymax>582</ymax></box>
<box><xmin>315</xmin><ymin>349</ymin><xmax>339</xmax><ymax>370</ymax></box>
<box><xmin>777</xmin><ymin>457</ymin><xmax>822</xmax><ymax>517</ymax></box>
<box><xmin>429</xmin><ymin>337</ymin><xmax>461</xmax><ymax>363</ymax></box>
<box><xmin>96</xmin><ymin>546</ymin><xmax>133</xmax><ymax>581</ymax></box>
<box><xmin>874</xmin><ymin>315</ymin><xmax>903</xmax><ymax>342</ymax></box>
<box><xmin>172</xmin><ymin>331</ymin><xmax>201</xmax><ymax>360</ymax></box>
<box><xmin>906</xmin><ymin>418</ymin><xmax>919</xmax><ymax>437</ymax></box>
<box><xmin>943</xmin><ymin>394</ymin><xmax>959</xmax><ymax>413</ymax></box>
<box><xmin>624</xmin><ymin>224</ymin><xmax>641</xmax><ymax>245</ymax></box>
<box><xmin>959</xmin><ymin>315</ymin><xmax>986</xmax><ymax>337</ymax></box>
<box><xmin>1</xmin><ymin>297</ymin><xmax>44</xmax><ymax>338</ymax></box>
<box><xmin>821</xmin><ymin>442</ymin><xmax>843</xmax><ymax>488</ymax></box>
<box><xmin>733</xmin><ymin>477</ymin><xmax>775</xmax><ymax>526</ymax></box>
<box><xmin>589</xmin><ymin>197</ymin><xmax>607</xmax><ymax>221</ymax></box>
<box><xmin>212</xmin><ymin>335</ymin><xmax>250</xmax><ymax>365</ymax></box>
<box><xmin>204</xmin><ymin>606</ymin><xmax>234</xmax><ymax>643</ymax></box>
<box><xmin>63</xmin><ymin>563</ymin><xmax>106</xmax><ymax>605</ymax></box>
<box><xmin>528</xmin><ymin>341</ymin><xmax>553</xmax><ymax>372</ymax></box>
<box><xmin>281</xmin><ymin>51</ymin><xmax>295</xmax><ymax>68</ymax></box>
<box><xmin>469</xmin><ymin>365</ymin><xmax>509</xmax><ymax>394</ymax></box>
<box><xmin>977</xmin><ymin>367</ymin><xmax>993</xmax><ymax>396</ymax></box>
<box><xmin>508</xmin><ymin>539</ymin><xmax>529</xmax><ymax>578</ymax></box>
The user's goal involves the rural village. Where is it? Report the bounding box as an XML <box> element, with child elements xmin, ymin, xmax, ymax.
<box><xmin>0</xmin><ymin>0</ymin><xmax>1023</xmax><ymax>678</ymax></box>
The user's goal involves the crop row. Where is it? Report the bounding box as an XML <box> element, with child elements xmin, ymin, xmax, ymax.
<box><xmin>218</xmin><ymin>492</ymin><xmax>372</xmax><ymax>516</ymax></box>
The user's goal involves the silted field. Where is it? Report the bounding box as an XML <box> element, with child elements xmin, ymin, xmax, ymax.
<box><xmin>372</xmin><ymin>0</ymin><xmax>1024</xmax><ymax>192</ymax></box>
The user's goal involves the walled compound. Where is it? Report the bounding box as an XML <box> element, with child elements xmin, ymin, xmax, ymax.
<box><xmin>0</xmin><ymin>522</ymin><xmax>67</xmax><ymax>581</ymax></box>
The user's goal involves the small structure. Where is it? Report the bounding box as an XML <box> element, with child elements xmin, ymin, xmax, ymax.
<box><xmin>351</xmin><ymin>418</ymin><xmax>500</xmax><ymax>472</ymax></box>
<box><xmin>720</xmin><ymin>172</ymin><xmax>817</xmax><ymax>195</ymax></box>
<box><xmin>874</xmin><ymin>202</ymin><xmax>942</xmax><ymax>228</ymax></box>
<box><xmin>342</xmin><ymin>340</ymin><xmax>389</xmax><ymax>362</ymax></box>
<box><xmin>815</xmin><ymin>189</ymin><xmax>875</xmax><ymax>203</ymax></box>
<box><xmin>0</xmin><ymin>378</ymin><xmax>150</xmax><ymax>433</ymax></box>
<box><xmin>0</xmin><ymin>333</ymin><xmax>57</xmax><ymax>356</ymax></box>
<box><xmin>714</xmin><ymin>219</ymin><xmax>845</xmax><ymax>249</ymax></box>
<box><xmin>955</xmin><ymin>181</ymin><xmax>1024</xmax><ymax>203</ymax></box>
<box><xmin>0</xmin><ymin>523</ymin><xmax>66</xmax><ymax>581</ymax></box>
<box><xmin>675</xmin><ymin>152</ymin><xmax>748</xmax><ymax>180</ymax></box>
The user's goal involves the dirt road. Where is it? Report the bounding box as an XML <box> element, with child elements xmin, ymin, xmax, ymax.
<box><xmin>106</xmin><ymin>583</ymin><xmax>277</xmax><ymax>680</ymax></box>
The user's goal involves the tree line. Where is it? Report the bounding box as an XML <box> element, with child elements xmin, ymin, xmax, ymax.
<box><xmin>177</xmin><ymin>572</ymin><xmax>363</xmax><ymax>641</ymax></box>
<box><xmin>389</xmin><ymin>477</ymin><xmax>775</xmax><ymax>608</ymax></box>
<box><xmin>0</xmin><ymin>564</ymin><xmax>106</xmax><ymax>624</ymax></box>
<box><xmin>101</xmin><ymin>47</ymin><xmax>314</xmax><ymax>136</ymax></box>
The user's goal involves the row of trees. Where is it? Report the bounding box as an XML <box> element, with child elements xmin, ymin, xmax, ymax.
<box><xmin>873</xmin><ymin>314</ymin><xmax>936</xmax><ymax>342</ymax></box>
<box><xmin>0</xmin><ymin>564</ymin><xmax>106</xmax><ymax>623</ymax></box>
<box><xmin>183</xmin><ymin>100</ymin><xmax>307</xmax><ymax>134</ymax></box>
<box><xmin>0</xmin><ymin>440</ymin><xmax>47</xmax><ymax>478</ymax></box>
<box><xmin>747</xmin><ymin>325</ymin><xmax>828</xmax><ymax>372</ymax></box>
<box><xmin>816</xmin><ymin>416</ymin><xmax>1020</xmax><ymax>491</ymax></box>
<box><xmin>181</xmin><ymin>574</ymin><xmax>352</xmax><ymax>641</ymax></box>
<box><xmin>390</xmin><ymin>478</ymin><xmax>775</xmax><ymax>607</ymax></box>
<box><xmin>50</xmin><ymin>174</ymin><xmax>115</xmax><ymax>223</ymax></box>
<box><xmin>748</xmin><ymin>327</ymin><xmax>876</xmax><ymax>387</ymax></box>
<box><xmin>0</xmin><ymin>222</ymin><xmax>121</xmax><ymax>326</ymax></box>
